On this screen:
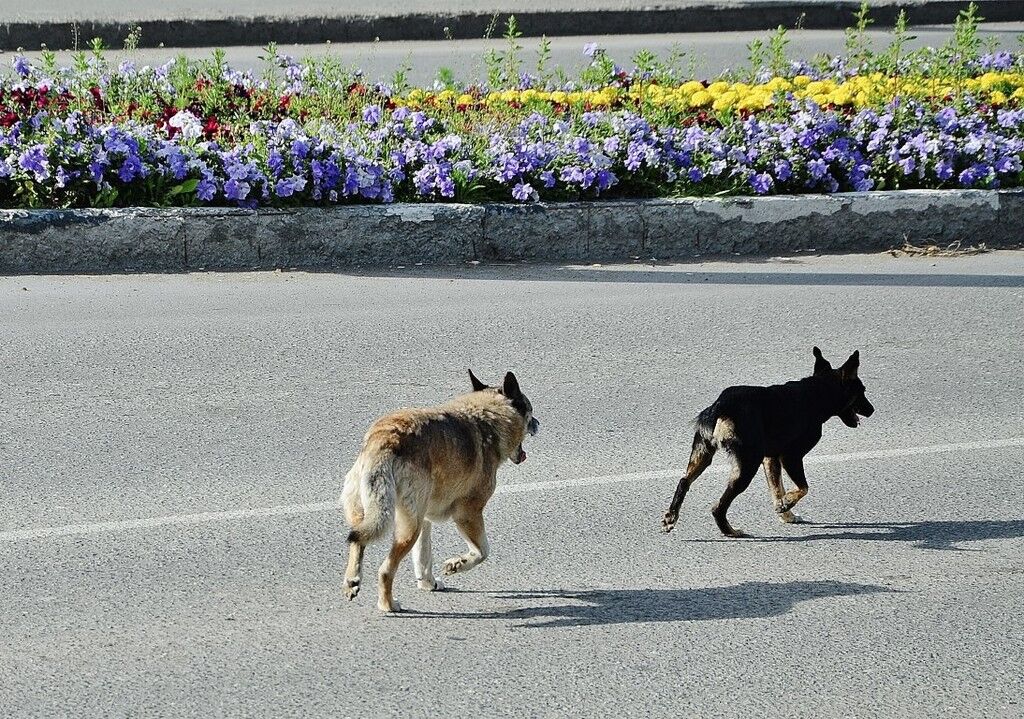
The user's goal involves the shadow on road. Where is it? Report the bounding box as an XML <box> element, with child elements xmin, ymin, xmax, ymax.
<box><xmin>760</xmin><ymin>519</ymin><xmax>1024</xmax><ymax>551</ymax></box>
<box><xmin>342</xmin><ymin>266</ymin><xmax>1024</xmax><ymax>289</ymax></box>
<box><xmin>403</xmin><ymin>580</ymin><xmax>890</xmax><ymax>628</ymax></box>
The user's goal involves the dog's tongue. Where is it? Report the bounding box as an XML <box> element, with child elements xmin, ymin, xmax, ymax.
<box><xmin>515</xmin><ymin>446</ymin><xmax>527</xmax><ymax>463</ymax></box>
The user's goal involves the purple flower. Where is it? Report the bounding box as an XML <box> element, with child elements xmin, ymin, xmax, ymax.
<box><xmin>12</xmin><ymin>55</ymin><xmax>31</xmax><ymax>77</ymax></box>
<box><xmin>512</xmin><ymin>182</ymin><xmax>536</xmax><ymax>201</ymax></box>
<box><xmin>750</xmin><ymin>172</ymin><xmax>774</xmax><ymax>194</ymax></box>
<box><xmin>362</xmin><ymin>105</ymin><xmax>382</xmax><ymax>126</ymax></box>
<box><xmin>774</xmin><ymin>160</ymin><xmax>792</xmax><ymax>182</ymax></box>
<box><xmin>935</xmin><ymin>107</ymin><xmax>959</xmax><ymax>132</ymax></box>
<box><xmin>224</xmin><ymin>178</ymin><xmax>251</xmax><ymax>201</ymax></box>
<box><xmin>196</xmin><ymin>179</ymin><xmax>217</xmax><ymax>201</ymax></box>
<box><xmin>275</xmin><ymin>175</ymin><xmax>307</xmax><ymax>198</ymax></box>
<box><xmin>583</xmin><ymin>43</ymin><xmax>599</xmax><ymax>58</ymax></box>
<box><xmin>18</xmin><ymin>145</ymin><xmax>50</xmax><ymax>181</ymax></box>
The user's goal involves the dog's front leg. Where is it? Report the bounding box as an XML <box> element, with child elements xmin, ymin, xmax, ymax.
<box><xmin>413</xmin><ymin>520</ymin><xmax>444</xmax><ymax>591</ymax></box>
<box><xmin>443</xmin><ymin>509</ymin><xmax>489</xmax><ymax>576</ymax></box>
<box><xmin>779</xmin><ymin>455</ymin><xmax>809</xmax><ymax>513</ymax></box>
<box><xmin>763</xmin><ymin>457</ymin><xmax>802</xmax><ymax>524</ymax></box>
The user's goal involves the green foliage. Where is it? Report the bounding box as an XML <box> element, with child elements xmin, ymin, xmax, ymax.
<box><xmin>845</xmin><ymin>1</ymin><xmax>874</xmax><ymax>67</ymax></box>
<box><xmin>436</xmin><ymin>67</ymin><xmax>457</xmax><ymax>90</ymax></box>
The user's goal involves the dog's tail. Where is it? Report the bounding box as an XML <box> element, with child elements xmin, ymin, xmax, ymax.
<box><xmin>694</xmin><ymin>403</ymin><xmax>720</xmax><ymax>444</ymax></box>
<box><xmin>694</xmin><ymin>401</ymin><xmax>739</xmax><ymax>452</ymax></box>
<box><xmin>343</xmin><ymin>448</ymin><xmax>397</xmax><ymax>546</ymax></box>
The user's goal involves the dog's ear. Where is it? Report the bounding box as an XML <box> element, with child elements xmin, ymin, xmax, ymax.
<box><xmin>501</xmin><ymin>371</ymin><xmax>522</xmax><ymax>398</ymax></box>
<box><xmin>468</xmin><ymin>369</ymin><xmax>489</xmax><ymax>392</ymax></box>
<box><xmin>813</xmin><ymin>346</ymin><xmax>832</xmax><ymax>375</ymax></box>
<box><xmin>839</xmin><ymin>350</ymin><xmax>860</xmax><ymax>380</ymax></box>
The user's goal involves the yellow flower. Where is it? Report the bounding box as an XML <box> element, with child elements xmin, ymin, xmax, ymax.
<box><xmin>689</xmin><ymin>90</ymin><xmax>712</xmax><ymax>107</ymax></box>
<box><xmin>706</xmin><ymin>81</ymin><xmax>730</xmax><ymax>97</ymax></box>
<box><xmin>712</xmin><ymin>91</ymin><xmax>738</xmax><ymax>111</ymax></box>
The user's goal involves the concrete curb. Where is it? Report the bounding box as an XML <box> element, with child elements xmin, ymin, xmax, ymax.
<box><xmin>3</xmin><ymin>2</ymin><xmax>1023</xmax><ymax>52</ymax></box>
<box><xmin>1</xmin><ymin>190</ymin><xmax>1020</xmax><ymax>274</ymax></box>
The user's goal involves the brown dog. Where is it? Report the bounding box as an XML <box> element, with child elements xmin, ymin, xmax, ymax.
<box><xmin>341</xmin><ymin>370</ymin><xmax>539</xmax><ymax>612</ymax></box>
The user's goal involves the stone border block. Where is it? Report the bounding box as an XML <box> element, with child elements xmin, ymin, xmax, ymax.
<box><xmin>1</xmin><ymin>189</ymin><xmax>1020</xmax><ymax>274</ymax></box>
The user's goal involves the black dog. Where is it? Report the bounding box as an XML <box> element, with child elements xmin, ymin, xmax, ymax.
<box><xmin>662</xmin><ymin>347</ymin><xmax>875</xmax><ymax>538</ymax></box>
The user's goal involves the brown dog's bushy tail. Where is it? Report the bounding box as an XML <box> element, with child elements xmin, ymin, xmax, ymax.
<box><xmin>344</xmin><ymin>449</ymin><xmax>397</xmax><ymax>546</ymax></box>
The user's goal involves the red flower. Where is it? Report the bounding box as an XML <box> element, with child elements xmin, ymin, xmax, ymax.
<box><xmin>89</xmin><ymin>86</ymin><xmax>107</xmax><ymax>112</ymax></box>
<box><xmin>203</xmin><ymin>115</ymin><xmax>221</xmax><ymax>138</ymax></box>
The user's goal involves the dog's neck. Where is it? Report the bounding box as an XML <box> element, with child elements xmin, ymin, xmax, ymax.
<box><xmin>802</xmin><ymin>374</ymin><xmax>850</xmax><ymax>425</ymax></box>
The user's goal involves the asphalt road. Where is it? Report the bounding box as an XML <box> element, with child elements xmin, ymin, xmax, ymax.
<box><xmin>2</xmin><ymin>252</ymin><xmax>1023</xmax><ymax>717</ymax></box>
<box><xmin>5</xmin><ymin>0</ymin><xmax>1002</xmax><ymax>24</ymax></box>
<box><xmin>11</xmin><ymin>24</ymin><xmax>1024</xmax><ymax>85</ymax></box>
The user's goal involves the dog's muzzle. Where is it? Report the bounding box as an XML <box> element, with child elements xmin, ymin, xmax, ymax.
<box><xmin>527</xmin><ymin>417</ymin><xmax>540</xmax><ymax>436</ymax></box>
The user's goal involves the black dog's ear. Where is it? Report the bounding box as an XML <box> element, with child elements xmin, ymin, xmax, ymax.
<box><xmin>839</xmin><ymin>350</ymin><xmax>860</xmax><ymax>380</ymax></box>
<box><xmin>813</xmin><ymin>346</ymin><xmax>832</xmax><ymax>375</ymax></box>
<box><xmin>468</xmin><ymin>369</ymin><xmax>488</xmax><ymax>392</ymax></box>
<box><xmin>501</xmin><ymin>371</ymin><xmax>522</xmax><ymax>398</ymax></box>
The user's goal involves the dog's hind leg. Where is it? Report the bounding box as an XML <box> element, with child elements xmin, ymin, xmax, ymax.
<box><xmin>413</xmin><ymin>520</ymin><xmax>444</xmax><ymax>591</ymax></box>
<box><xmin>342</xmin><ymin>476</ymin><xmax>365</xmax><ymax>601</ymax></box>
<box><xmin>662</xmin><ymin>432</ymin><xmax>715</xmax><ymax>533</ymax></box>
<box><xmin>344</xmin><ymin>541</ymin><xmax>365</xmax><ymax>601</ymax></box>
<box><xmin>778</xmin><ymin>455</ymin><xmax>809</xmax><ymax>513</ymax></box>
<box><xmin>763</xmin><ymin>457</ymin><xmax>800</xmax><ymax>524</ymax></box>
<box><xmin>443</xmin><ymin>506</ymin><xmax>489</xmax><ymax>576</ymax></box>
<box><xmin>376</xmin><ymin>509</ymin><xmax>420</xmax><ymax>613</ymax></box>
<box><xmin>712</xmin><ymin>451</ymin><xmax>759</xmax><ymax>538</ymax></box>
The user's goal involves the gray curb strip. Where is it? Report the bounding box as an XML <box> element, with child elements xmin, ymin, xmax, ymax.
<box><xmin>1</xmin><ymin>189</ymin><xmax>1021</xmax><ymax>274</ymax></box>
<box><xmin>3</xmin><ymin>2</ymin><xmax>1024</xmax><ymax>51</ymax></box>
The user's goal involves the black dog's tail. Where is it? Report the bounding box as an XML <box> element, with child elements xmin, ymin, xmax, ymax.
<box><xmin>694</xmin><ymin>402</ymin><xmax>721</xmax><ymax>443</ymax></box>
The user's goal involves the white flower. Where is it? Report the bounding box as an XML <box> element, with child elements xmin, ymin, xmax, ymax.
<box><xmin>168</xmin><ymin>110</ymin><xmax>203</xmax><ymax>141</ymax></box>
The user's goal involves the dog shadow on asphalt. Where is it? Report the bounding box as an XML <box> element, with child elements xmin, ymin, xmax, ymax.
<box><xmin>399</xmin><ymin>580</ymin><xmax>892</xmax><ymax>628</ymax></box>
<box><xmin>748</xmin><ymin>518</ymin><xmax>1024</xmax><ymax>552</ymax></box>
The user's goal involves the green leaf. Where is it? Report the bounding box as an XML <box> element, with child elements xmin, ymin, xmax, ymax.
<box><xmin>167</xmin><ymin>179</ymin><xmax>200</xmax><ymax>196</ymax></box>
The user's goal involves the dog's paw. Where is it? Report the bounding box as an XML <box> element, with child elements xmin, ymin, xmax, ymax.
<box><xmin>343</xmin><ymin>578</ymin><xmax>360</xmax><ymax>601</ymax></box>
<box><xmin>442</xmin><ymin>557</ymin><xmax>466</xmax><ymax>576</ymax></box>
<box><xmin>723</xmin><ymin>528</ymin><xmax>754</xmax><ymax>539</ymax></box>
<box><xmin>377</xmin><ymin>598</ymin><xmax>402</xmax><ymax>613</ymax></box>
<box><xmin>661</xmin><ymin>511</ymin><xmax>678</xmax><ymax>533</ymax></box>
<box><xmin>417</xmin><ymin>577</ymin><xmax>445</xmax><ymax>592</ymax></box>
<box><xmin>778</xmin><ymin>510</ymin><xmax>806</xmax><ymax>524</ymax></box>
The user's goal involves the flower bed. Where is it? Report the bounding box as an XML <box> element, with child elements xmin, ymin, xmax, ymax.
<box><xmin>2</xmin><ymin>6</ymin><xmax>1023</xmax><ymax>209</ymax></box>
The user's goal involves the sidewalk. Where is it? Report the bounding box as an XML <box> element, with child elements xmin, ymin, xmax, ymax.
<box><xmin>3</xmin><ymin>1</ymin><xmax>1023</xmax><ymax>51</ymax></box>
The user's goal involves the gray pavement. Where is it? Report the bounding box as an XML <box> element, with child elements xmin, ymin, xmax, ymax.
<box><xmin>2</xmin><ymin>0</ymin><xmax>1013</xmax><ymax>23</ymax></box>
<box><xmin>1</xmin><ymin>252</ymin><xmax>1023</xmax><ymax>717</ymax></box>
<box><xmin>11</xmin><ymin>25</ymin><xmax>1024</xmax><ymax>85</ymax></box>
<box><xmin>3</xmin><ymin>0</ymin><xmax>1023</xmax><ymax>51</ymax></box>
